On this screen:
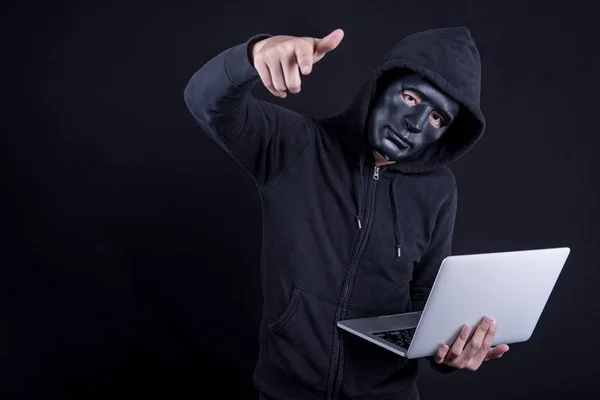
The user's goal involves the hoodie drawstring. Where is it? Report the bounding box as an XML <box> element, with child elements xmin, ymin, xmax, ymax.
<box><xmin>390</xmin><ymin>174</ymin><xmax>403</xmax><ymax>258</ymax></box>
<box><xmin>354</xmin><ymin>157</ymin><xmax>403</xmax><ymax>259</ymax></box>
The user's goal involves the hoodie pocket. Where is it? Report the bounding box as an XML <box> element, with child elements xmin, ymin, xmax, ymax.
<box><xmin>266</xmin><ymin>284</ymin><xmax>336</xmax><ymax>392</ymax></box>
<box><xmin>339</xmin><ymin>306</ymin><xmax>419</xmax><ymax>397</ymax></box>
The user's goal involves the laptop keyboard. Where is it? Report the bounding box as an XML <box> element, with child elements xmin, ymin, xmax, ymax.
<box><xmin>371</xmin><ymin>327</ymin><xmax>416</xmax><ymax>349</ymax></box>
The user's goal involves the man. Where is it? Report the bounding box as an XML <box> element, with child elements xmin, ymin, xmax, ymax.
<box><xmin>183</xmin><ymin>26</ymin><xmax>509</xmax><ymax>400</ymax></box>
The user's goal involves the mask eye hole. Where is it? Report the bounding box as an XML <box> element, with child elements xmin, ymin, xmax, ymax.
<box><xmin>400</xmin><ymin>90</ymin><xmax>420</xmax><ymax>106</ymax></box>
<box><xmin>429</xmin><ymin>112</ymin><xmax>445</xmax><ymax>128</ymax></box>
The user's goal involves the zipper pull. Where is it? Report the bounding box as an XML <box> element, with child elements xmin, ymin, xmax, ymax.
<box><xmin>373</xmin><ymin>166</ymin><xmax>380</xmax><ymax>181</ymax></box>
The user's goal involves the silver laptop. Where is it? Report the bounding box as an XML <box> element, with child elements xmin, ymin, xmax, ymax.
<box><xmin>337</xmin><ymin>247</ymin><xmax>571</xmax><ymax>359</ymax></box>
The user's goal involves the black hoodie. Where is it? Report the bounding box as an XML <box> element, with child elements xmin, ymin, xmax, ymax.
<box><xmin>183</xmin><ymin>26</ymin><xmax>485</xmax><ymax>400</ymax></box>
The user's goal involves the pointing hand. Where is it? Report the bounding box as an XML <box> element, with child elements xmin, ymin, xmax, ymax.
<box><xmin>249</xmin><ymin>29</ymin><xmax>345</xmax><ymax>98</ymax></box>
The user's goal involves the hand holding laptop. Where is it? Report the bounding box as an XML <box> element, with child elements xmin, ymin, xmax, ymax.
<box><xmin>432</xmin><ymin>316</ymin><xmax>510</xmax><ymax>371</ymax></box>
<box><xmin>337</xmin><ymin>248</ymin><xmax>570</xmax><ymax>363</ymax></box>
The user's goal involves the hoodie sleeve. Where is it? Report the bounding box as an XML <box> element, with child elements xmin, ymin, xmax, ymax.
<box><xmin>183</xmin><ymin>34</ymin><xmax>314</xmax><ymax>188</ymax></box>
<box><xmin>410</xmin><ymin>185</ymin><xmax>459</xmax><ymax>374</ymax></box>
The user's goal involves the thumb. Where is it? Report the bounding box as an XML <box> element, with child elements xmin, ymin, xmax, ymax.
<box><xmin>314</xmin><ymin>28</ymin><xmax>344</xmax><ymax>62</ymax></box>
<box><xmin>485</xmin><ymin>344</ymin><xmax>509</xmax><ymax>361</ymax></box>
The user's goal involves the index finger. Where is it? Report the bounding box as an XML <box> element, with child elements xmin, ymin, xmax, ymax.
<box><xmin>314</xmin><ymin>29</ymin><xmax>344</xmax><ymax>56</ymax></box>
<box><xmin>464</xmin><ymin>317</ymin><xmax>493</xmax><ymax>358</ymax></box>
<box><xmin>472</xmin><ymin>319</ymin><xmax>497</xmax><ymax>363</ymax></box>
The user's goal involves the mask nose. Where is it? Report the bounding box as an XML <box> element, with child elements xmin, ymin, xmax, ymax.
<box><xmin>404</xmin><ymin>111</ymin><xmax>429</xmax><ymax>133</ymax></box>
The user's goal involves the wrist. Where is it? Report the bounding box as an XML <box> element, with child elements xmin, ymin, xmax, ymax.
<box><xmin>248</xmin><ymin>37</ymin><xmax>270</xmax><ymax>66</ymax></box>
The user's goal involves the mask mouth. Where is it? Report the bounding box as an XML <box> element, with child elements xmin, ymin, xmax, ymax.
<box><xmin>387</xmin><ymin>126</ymin><xmax>412</xmax><ymax>148</ymax></box>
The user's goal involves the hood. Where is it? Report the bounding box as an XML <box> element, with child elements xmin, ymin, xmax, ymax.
<box><xmin>337</xmin><ymin>26</ymin><xmax>486</xmax><ymax>174</ymax></box>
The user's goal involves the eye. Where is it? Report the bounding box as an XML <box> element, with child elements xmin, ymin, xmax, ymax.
<box><xmin>400</xmin><ymin>91</ymin><xmax>419</xmax><ymax>106</ymax></box>
<box><xmin>429</xmin><ymin>112</ymin><xmax>445</xmax><ymax>128</ymax></box>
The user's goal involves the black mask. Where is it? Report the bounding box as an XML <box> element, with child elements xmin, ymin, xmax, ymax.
<box><xmin>367</xmin><ymin>72</ymin><xmax>461</xmax><ymax>163</ymax></box>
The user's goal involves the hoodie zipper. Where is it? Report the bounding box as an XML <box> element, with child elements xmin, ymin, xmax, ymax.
<box><xmin>328</xmin><ymin>165</ymin><xmax>381</xmax><ymax>400</ymax></box>
<box><xmin>356</xmin><ymin>166</ymin><xmax>379</xmax><ymax>229</ymax></box>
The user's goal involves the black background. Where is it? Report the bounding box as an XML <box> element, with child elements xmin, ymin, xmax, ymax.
<box><xmin>2</xmin><ymin>0</ymin><xmax>599</xmax><ymax>398</ymax></box>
